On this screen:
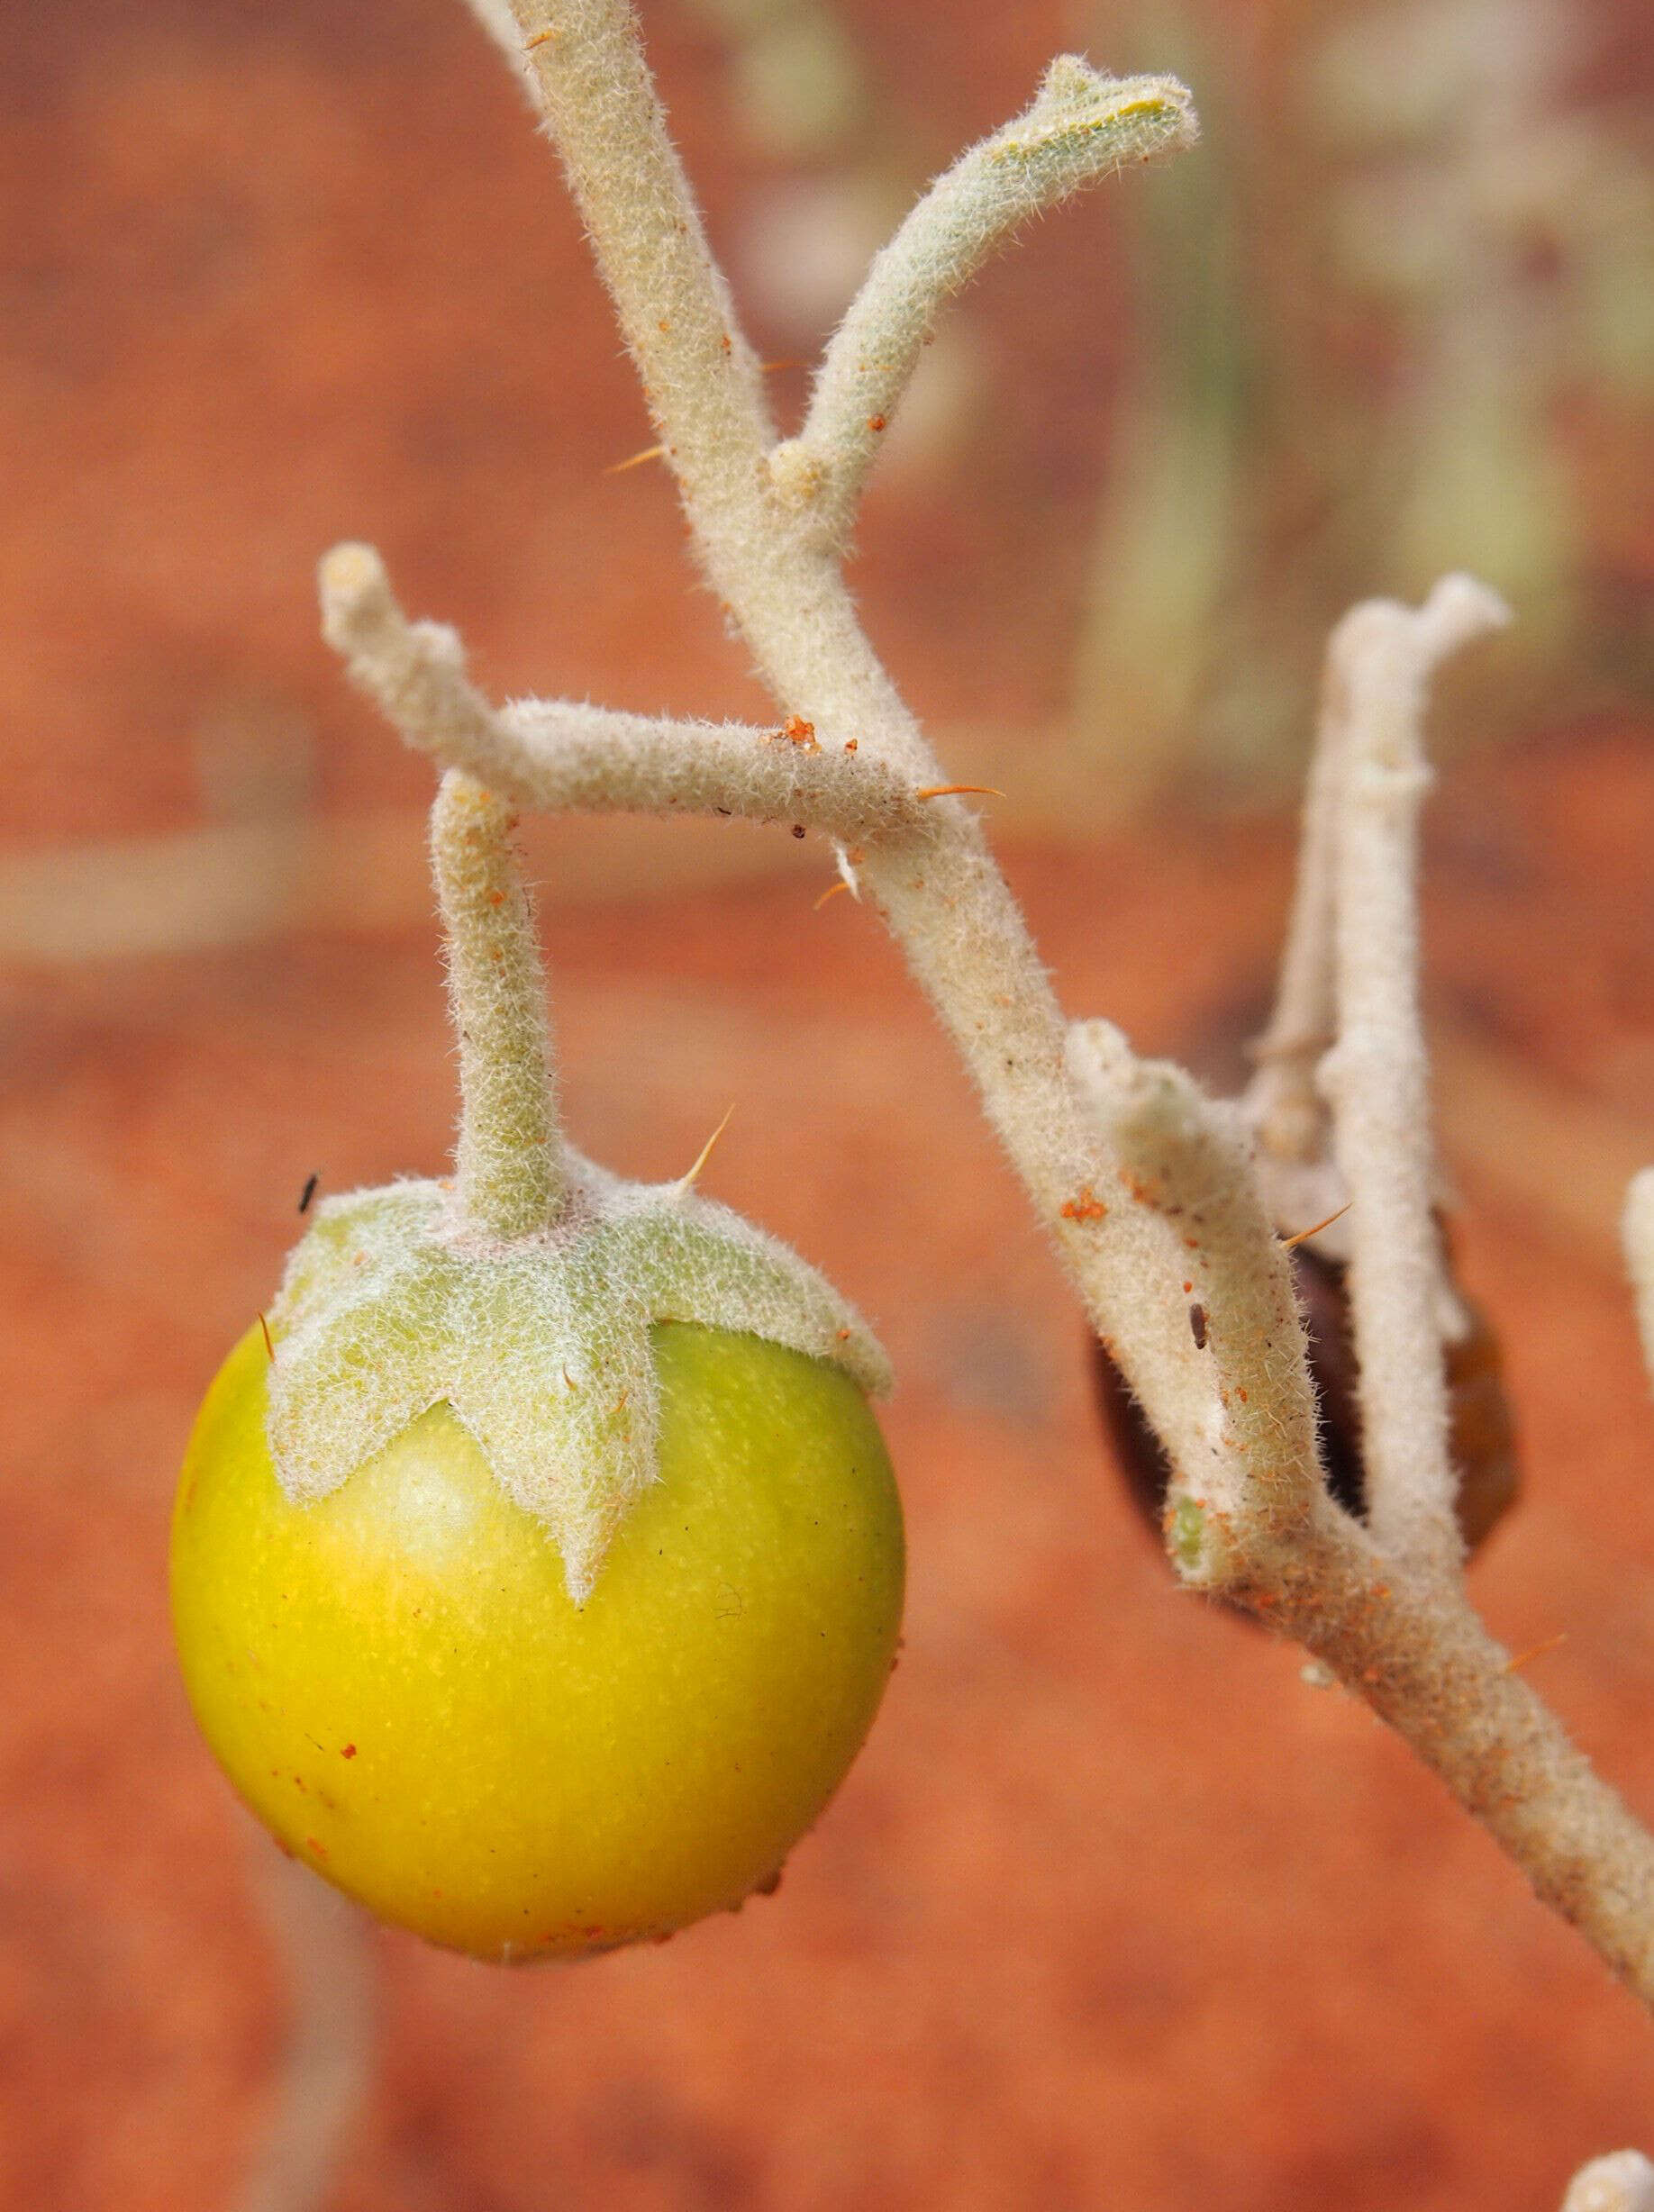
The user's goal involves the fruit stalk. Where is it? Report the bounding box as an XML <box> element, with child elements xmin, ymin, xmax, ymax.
<box><xmin>431</xmin><ymin>768</ymin><xmax>563</xmax><ymax>1241</ymax></box>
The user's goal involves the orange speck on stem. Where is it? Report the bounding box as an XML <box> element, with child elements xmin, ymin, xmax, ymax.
<box><xmin>868</xmin><ymin>414</ymin><xmax>886</xmax><ymax>431</ymax></box>
<box><xmin>1060</xmin><ymin>1187</ymin><xmax>1108</xmax><ymax>1224</ymax></box>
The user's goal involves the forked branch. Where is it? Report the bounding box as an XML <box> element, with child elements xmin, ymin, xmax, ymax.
<box><xmin>319</xmin><ymin>0</ymin><xmax>1654</xmax><ymax>2026</ymax></box>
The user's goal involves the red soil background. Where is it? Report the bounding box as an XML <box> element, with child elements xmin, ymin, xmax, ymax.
<box><xmin>5</xmin><ymin>2</ymin><xmax>1654</xmax><ymax>2207</ymax></box>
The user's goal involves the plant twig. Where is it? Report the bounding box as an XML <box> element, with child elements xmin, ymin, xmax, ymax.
<box><xmin>318</xmin><ymin>0</ymin><xmax>1654</xmax><ymax>2020</ymax></box>
<box><xmin>785</xmin><ymin>59</ymin><xmax>1196</xmax><ymax>545</ymax></box>
<box><xmin>319</xmin><ymin>544</ymin><xmax>924</xmax><ymax>845</ymax></box>
<box><xmin>432</xmin><ymin>770</ymin><xmax>562</xmax><ymax>1240</ymax></box>
<box><xmin>1066</xmin><ymin>1019</ymin><xmax>1324</xmax><ymax>1580</ymax></box>
<box><xmin>509</xmin><ymin>0</ymin><xmax>774</xmax><ymax>548</ymax></box>
<box><xmin>493</xmin><ymin>6</ymin><xmax>1215</xmax><ymax>1455</ymax></box>
<box><xmin>1319</xmin><ymin>576</ymin><xmax>1509</xmax><ymax>1581</ymax></box>
<box><xmin>1245</xmin><ymin>650</ymin><xmax>1348</xmax><ymax>1172</ymax></box>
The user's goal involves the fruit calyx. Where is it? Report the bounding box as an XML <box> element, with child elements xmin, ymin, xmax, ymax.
<box><xmin>266</xmin><ymin>1151</ymin><xmax>890</xmax><ymax>1604</ymax></box>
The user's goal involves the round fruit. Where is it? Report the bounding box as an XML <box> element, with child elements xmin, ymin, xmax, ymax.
<box><xmin>171</xmin><ymin>1318</ymin><xmax>904</xmax><ymax>1963</ymax></box>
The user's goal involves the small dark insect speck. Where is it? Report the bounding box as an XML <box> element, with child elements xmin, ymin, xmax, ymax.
<box><xmin>298</xmin><ymin>1173</ymin><xmax>320</xmax><ymax>1214</ymax></box>
<box><xmin>1188</xmin><ymin>1302</ymin><xmax>1208</xmax><ymax>1350</ymax></box>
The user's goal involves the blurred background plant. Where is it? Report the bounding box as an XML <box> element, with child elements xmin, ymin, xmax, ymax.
<box><xmin>1070</xmin><ymin>0</ymin><xmax>1654</xmax><ymax>809</ymax></box>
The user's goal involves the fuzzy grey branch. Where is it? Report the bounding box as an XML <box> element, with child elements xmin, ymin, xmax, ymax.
<box><xmin>432</xmin><ymin>771</ymin><xmax>563</xmax><ymax>1241</ymax></box>
<box><xmin>325</xmin><ymin>0</ymin><xmax>1654</xmax><ymax>2026</ymax></box>
<box><xmin>779</xmin><ymin>60</ymin><xmax>1195</xmax><ymax>544</ymax></box>
<box><xmin>1067</xmin><ymin>1019</ymin><xmax>1326</xmax><ymax>1583</ymax></box>
<box><xmin>505</xmin><ymin>0</ymin><xmax>775</xmax><ymax>541</ymax></box>
<box><xmin>319</xmin><ymin>543</ymin><xmax>923</xmax><ymax>844</ymax></box>
<box><xmin>1246</xmin><ymin>648</ymin><xmax>1348</xmax><ymax>1176</ymax></box>
<box><xmin>1266</xmin><ymin>1516</ymin><xmax>1654</xmax><ymax>2003</ymax></box>
<box><xmin>1318</xmin><ymin>576</ymin><xmax>1510</xmax><ymax>1582</ymax></box>
<box><xmin>496</xmin><ymin>697</ymin><xmax>924</xmax><ymax>843</ymax></box>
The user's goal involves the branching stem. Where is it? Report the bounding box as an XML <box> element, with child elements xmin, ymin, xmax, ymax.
<box><xmin>314</xmin><ymin>0</ymin><xmax>1654</xmax><ymax>2025</ymax></box>
<box><xmin>320</xmin><ymin>544</ymin><xmax>927</xmax><ymax>845</ymax></box>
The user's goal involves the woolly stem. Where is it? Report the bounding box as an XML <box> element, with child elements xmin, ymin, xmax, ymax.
<box><xmin>431</xmin><ymin>769</ymin><xmax>562</xmax><ymax>1240</ymax></box>
<box><xmin>1318</xmin><ymin>577</ymin><xmax>1509</xmax><ymax>1582</ymax></box>
<box><xmin>340</xmin><ymin>0</ymin><xmax>1654</xmax><ymax>2017</ymax></box>
<box><xmin>1245</xmin><ymin>647</ymin><xmax>1348</xmax><ymax>1170</ymax></box>
<box><xmin>319</xmin><ymin>544</ymin><xmax>926</xmax><ymax>845</ymax></box>
<box><xmin>1070</xmin><ymin>1019</ymin><xmax>1654</xmax><ymax>2007</ymax></box>
<box><xmin>786</xmin><ymin>59</ymin><xmax>1196</xmax><ymax>544</ymax></box>
<box><xmin>1066</xmin><ymin>1020</ymin><xmax>1325</xmax><ymax>1575</ymax></box>
<box><xmin>1258</xmin><ymin>1517</ymin><xmax>1654</xmax><ymax>2008</ymax></box>
<box><xmin>507</xmin><ymin>0</ymin><xmax>774</xmax><ymax>552</ymax></box>
<box><xmin>494</xmin><ymin>7</ymin><xmax>1150</xmax><ymax>1244</ymax></box>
